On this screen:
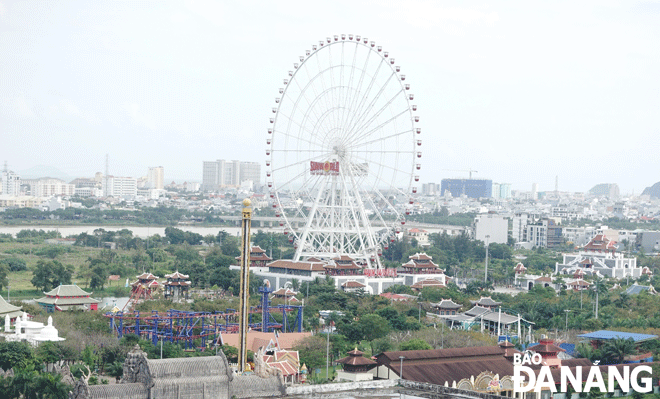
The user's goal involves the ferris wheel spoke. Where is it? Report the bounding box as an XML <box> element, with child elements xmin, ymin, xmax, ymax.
<box><xmin>348</xmin><ymin>118</ymin><xmax>413</xmax><ymax>150</ymax></box>
<box><xmin>350</xmin><ymin>86</ymin><xmax>406</xmax><ymax>143</ymax></box>
<box><xmin>350</xmin><ymin>152</ymin><xmax>412</xmax><ymax>189</ymax></box>
<box><xmin>338</xmin><ymin>42</ymin><xmax>360</xmax><ymax>138</ymax></box>
<box><xmin>342</xmin><ymin>60</ymin><xmax>389</xmax><ymax>140</ymax></box>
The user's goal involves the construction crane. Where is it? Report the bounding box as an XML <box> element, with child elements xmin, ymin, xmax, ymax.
<box><xmin>440</xmin><ymin>169</ymin><xmax>478</xmax><ymax>179</ymax></box>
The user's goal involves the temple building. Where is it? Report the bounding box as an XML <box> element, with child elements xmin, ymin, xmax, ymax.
<box><xmin>432</xmin><ymin>299</ymin><xmax>463</xmax><ymax>316</ymax></box>
<box><xmin>336</xmin><ymin>348</ymin><xmax>377</xmax><ymax>382</ymax></box>
<box><xmin>35</xmin><ymin>285</ymin><xmax>100</xmax><ymax>312</ymax></box>
<box><xmin>0</xmin><ymin>295</ymin><xmax>23</xmax><ymax>321</ymax></box>
<box><xmin>555</xmin><ymin>234</ymin><xmax>641</xmax><ymax>278</ymax></box>
<box><xmin>527</xmin><ymin>338</ymin><xmax>564</xmax><ymax>368</ymax></box>
<box><xmin>324</xmin><ymin>255</ymin><xmax>362</xmax><ymax>276</ymax></box>
<box><xmin>163</xmin><ymin>271</ymin><xmax>191</xmax><ymax>300</ymax></box>
<box><xmin>469</xmin><ymin>297</ymin><xmax>501</xmax><ymax>310</ymax></box>
<box><xmin>235</xmin><ymin>246</ymin><xmax>272</xmax><ymax>267</ymax></box>
<box><xmin>131</xmin><ymin>272</ymin><xmax>161</xmax><ymax>299</ymax></box>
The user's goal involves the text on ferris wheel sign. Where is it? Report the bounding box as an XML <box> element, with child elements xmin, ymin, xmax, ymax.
<box><xmin>310</xmin><ymin>161</ymin><xmax>339</xmax><ymax>175</ymax></box>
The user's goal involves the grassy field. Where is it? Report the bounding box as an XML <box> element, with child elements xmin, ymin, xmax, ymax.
<box><xmin>0</xmin><ymin>241</ymin><xmax>133</xmax><ymax>299</ymax></box>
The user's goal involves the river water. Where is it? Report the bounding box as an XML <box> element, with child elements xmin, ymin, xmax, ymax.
<box><xmin>0</xmin><ymin>225</ymin><xmax>258</xmax><ymax>238</ymax></box>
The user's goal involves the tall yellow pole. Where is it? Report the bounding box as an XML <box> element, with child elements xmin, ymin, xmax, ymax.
<box><xmin>238</xmin><ymin>198</ymin><xmax>252</xmax><ymax>373</ymax></box>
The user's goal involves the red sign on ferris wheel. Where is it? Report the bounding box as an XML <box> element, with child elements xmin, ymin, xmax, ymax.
<box><xmin>310</xmin><ymin>161</ymin><xmax>339</xmax><ymax>175</ymax></box>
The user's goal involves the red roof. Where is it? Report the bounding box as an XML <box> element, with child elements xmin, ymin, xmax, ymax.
<box><xmin>267</xmin><ymin>259</ymin><xmax>325</xmax><ymax>272</ymax></box>
<box><xmin>583</xmin><ymin>234</ymin><xmax>617</xmax><ymax>252</ymax></box>
<box><xmin>165</xmin><ymin>271</ymin><xmax>189</xmax><ymax>279</ymax></box>
<box><xmin>342</xmin><ymin>280</ymin><xmax>366</xmax><ymax>288</ymax></box>
<box><xmin>135</xmin><ymin>272</ymin><xmax>159</xmax><ymax>280</ymax></box>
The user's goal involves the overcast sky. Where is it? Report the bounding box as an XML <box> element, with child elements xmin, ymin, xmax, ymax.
<box><xmin>1</xmin><ymin>1</ymin><xmax>658</xmax><ymax>194</ymax></box>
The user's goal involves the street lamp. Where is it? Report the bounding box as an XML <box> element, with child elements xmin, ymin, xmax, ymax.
<box><xmin>399</xmin><ymin>356</ymin><xmax>405</xmax><ymax>380</ymax></box>
<box><xmin>484</xmin><ymin>235</ymin><xmax>490</xmax><ymax>283</ymax></box>
<box><xmin>564</xmin><ymin>309</ymin><xmax>571</xmax><ymax>332</ymax></box>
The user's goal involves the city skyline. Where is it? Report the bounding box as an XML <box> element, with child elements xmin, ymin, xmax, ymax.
<box><xmin>1</xmin><ymin>1</ymin><xmax>658</xmax><ymax>194</ymax></box>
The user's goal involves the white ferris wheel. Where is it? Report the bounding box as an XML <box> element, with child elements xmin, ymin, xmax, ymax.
<box><xmin>266</xmin><ymin>34</ymin><xmax>422</xmax><ymax>268</ymax></box>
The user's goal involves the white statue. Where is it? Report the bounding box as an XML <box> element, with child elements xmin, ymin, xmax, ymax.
<box><xmin>4</xmin><ymin>314</ymin><xmax>9</xmax><ymax>333</ymax></box>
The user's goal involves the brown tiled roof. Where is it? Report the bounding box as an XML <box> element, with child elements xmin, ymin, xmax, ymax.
<box><xmin>272</xmin><ymin>288</ymin><xmax>298</xmax><ymax>297</ymax></box>
<box><xmin>411</xmin><ymin>279</ymin><xmax>445</xmax><ymax>289</ymax></box>
<box><xmin>342</xmin><ymin>281</ymin><xmax>366</xmax><ymax>288</ymax></box>
<box><xmin>267</xmin><ymin>259</ymin><xmax>325</xmax><ymax>272</ymax></box>
<box><xmin>165</xmin><ymin>271</ymin><xmax>189</xmax><ymax>279</ymax></box>
<box><xmin>409</xmin><ymin>253</ymin><xmax>433</xmax><ymax>261</ymax></box>
<box><xmin>135</xmin><ymin>273</ymin><xmax>159</xmax><ymax>280</ymax></box>
<box><xmin>377</xmin><ymin>345</ymin><xmax>505</xmax><ymax>363</ymax></box>
<box><xmin>583</xmin><ymin>234</ymin><xmax>617</xmax><ymax>251</ymax></box>
<box><xmin>391</xmin><ymin>359</ymin><xmax>514</xmax><ymax>385</ymax></box>
<box><xmin>221</xmin><ymin>332</ymin><xmax>311</xmax><ymax>352</ymax></box>
<box><xmin>535</xmin><ymin>276</ymin><xmax>552</xmax><ymax>283</ymax></box>
<box><xmin>527</xmin><ymin>340</ymin><xmax>565</xmax><ymax>354</ymax></box>
<box><xmin>336</xmin><ymin>353</ymin><xmax>377</xmax><ymax>366</ymax></box>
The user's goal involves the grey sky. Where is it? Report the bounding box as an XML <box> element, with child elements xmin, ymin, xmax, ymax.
<box><xmin>1</xmin><ymin>1</ymin><xmax>658</xmax><ymax>194</ymax></box>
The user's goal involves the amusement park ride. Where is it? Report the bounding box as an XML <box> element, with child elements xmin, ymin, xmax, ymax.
<box><xmin>106</xmin><ymin>199</ymin><xmax>302</xmax><ymax>357</ymax></box>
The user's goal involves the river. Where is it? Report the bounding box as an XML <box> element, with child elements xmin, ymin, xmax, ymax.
<box><xmin>0</xmin><ymin>225</ymin><xmax>261</xmax><ymax>238</ymax></box>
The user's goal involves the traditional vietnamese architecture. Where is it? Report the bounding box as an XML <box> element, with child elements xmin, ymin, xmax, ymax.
<box><xmin>432</xmin><ymin>299</ymin><xmax>463</xmax><ymax>316</ymax></box>
<box><xmin>401</xmin><ymin>253</ymin><xmax>443</xmax><ymax>274</ymax></box>
<box><xmin>69</xmin><ymin>344</ymin><xmax>286</xmax><ymax>399</ymax></box>
<box><xmin>336</xmin><ymin>348</ymin><xmax>377</xmax><ymax>381</ymax></box>
<box><xmin>35</xmin><ymin>285</ymin><xmax>100</xmax><ymax>312</ymax></box>
<box><xmin>567</xmin><ymin>278</ymin><xmax>590</xmax><ymax>291</ymax></box>
<box><xmin>131</xmin><ymin>272</ymin><xmax>160</xmax><ymax>299</ymax></box>
<box><xmin>271</xmin><ymin>287</ymin><xmax>299</xmax><ymax>301</ymax></box>
<box><xmin>527</xmin><ymin>338</ymin><xmax>565</xmax><ymax>368</ymax></box>
<box><xmin>341</xmin><ymin>280</ymin><xmax>369</xmax><ymax>294</ymax></box>
<box><xmin>374</xmin><ymin>345</ymin><xmax>516</xmax><ymax>394</ymax></box>
<box><xmin>235</xmin><ymin>246</ymin><xmax>272</xmax><ymax>268</ymax></box>
<box><xmin>0</xmin><ymin>295</ymin><xmax>23</xmax><ymax>322</ymax></box>
<box><xmin>469</xmin><ymin>296</ymin><xmax>501</xmax><ymax>310</ymax></box>
<box><xmin>410</xmin><ymin>278</ymin><xmax>446</xmax><ymax>291</ymax></box>
<box><xmin>555</xmin><ymin>234</ymin><xmax>641</xmax><ymax>278</ymax></box>
<box><xmin>163</xmin><ymin>271</ymin><xmax>191</xmax><ymax>300</ymax></box>
<box><xmin>324</xmin><ymin>255</ymin><xmax>363</xmax><ymax>276</ymax></box>
<box><xmin>514</xmin><ymin>262</ymin><xmax>527</xmax><ymax>275</ymax></box>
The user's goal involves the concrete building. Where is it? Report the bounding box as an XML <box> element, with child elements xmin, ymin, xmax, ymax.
<box><xmin>1</xmin><ymin>169</ymin><xmax>21</xmax><ymax>196</ymax></box>
<box><xmin>203</xmin><ymin>160</ymin><xmax>261</xmax><ymax>191</ymax></box>
<box><xmin>103</xmin><ymin>176</ymin><xmax>138</xmax><ymax>199</ymax></box>
<box><xmin>511</xmin><ymin>213</ymin><xmax>529</xmax><ymax>243</ymax></box>
<box><xmin>473</xmin><ymin>213</ymin><xmax>508</xmax><ymax>244</ymax></box>
<box><xmin>526</xmin><ymin>219</ymin><xmax>563</xmax><ymax>248</ymax></box>
<box><xmin>147</xmin><ymin>166</ymin><xmax>164</xmax><ymax>189</ymax></box>
<box><xmin>24</xmin><ymin>178</ymin><xmax>75</xmax><ymax>197</ymax></box>
<box><xmin>491</xmin><ymin>182</ymin><xmax>512</xmax><ymax>199</ymax></box>
<box><xmin>639</xmin><ymin>231</ymin><xmax>660</xmax><ymax>253</ymax></box>
<box><xmin>440</xmin><ymin>178</ymin><xmax>492</xmax><ymax>199</ymax></box>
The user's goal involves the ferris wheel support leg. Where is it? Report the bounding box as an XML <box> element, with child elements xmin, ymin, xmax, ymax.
<box><xmin>345</xmin><ymin>170</ymin><xmax>381</xmax><ymax>268</ymax></box>
<box><xmin>294</xmin><ymin>176</ymin><xmax>329</xmax><ymax>261</ymax></box>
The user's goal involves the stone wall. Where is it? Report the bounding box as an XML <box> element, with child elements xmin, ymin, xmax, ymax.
<box><xmin>399</xmin><ymin>379</ymin><xmax>505</xmax><ymax>399</ymax></box>
<box><xmin>286</xmin><ymin>378</ymin><xmax>398</xmax><ymax>396</ymax></box>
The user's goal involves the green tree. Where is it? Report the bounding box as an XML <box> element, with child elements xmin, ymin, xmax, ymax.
<box><xmin>0</xmin><ymin>262</ymin><xmax>8</xmax><ymax>291</ymax></box>
<box><xmin>357</xmin><ymin>314</ymin><xmax>390</xmax><ymax>354</ymax></box>
<box><xmin>601</xmin><ymin>338</ymin><xmax>637</xmax><ymax>365</ymax></box>
<box><xmin>30</xmin><ymin>260</ymin><xmax>74</xmax><ymax>292</ymax></box>
<box><xmin>399</xmin><ymin>338</ymin><xmax>432</xmax><ymax>351</ymax></box>
<box><xmin>0</xmin><ymin>341</ymin><xmax>36</xmax><ymax>371</ymax></box>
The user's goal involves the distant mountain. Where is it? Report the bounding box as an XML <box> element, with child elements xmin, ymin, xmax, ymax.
<box><xmin>589</xmin><ymin>183</ymin><xmax>619</xmax><ymax>197</ymax></box>
<box><xmin>642</xmin><ymin>182</ymin><xmax>660</xmax><ymax>198</ymax></box>
<box><xmin>17</xmin><ymin>165</ymin><xmax>72</xmax><ymax>182</ymax></box>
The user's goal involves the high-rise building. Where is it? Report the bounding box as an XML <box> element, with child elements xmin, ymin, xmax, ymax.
<box><xmin>202</xmin><ymin>160</ymin><xmax>261</xmax><ymax>191</ymax></box>
<box><xmin>440</xmin><ymin>179</ymin><xmax>492</xmax><ymax>199</ymax></box>
<box><xmin>103</xmin><ymin>176</ymin><xmax>137</xmax><ymax>199</ymax></box>
<box><xmin>1</xmin><ymin>169</ymin><xmax>21</xmax><ymax>196</ymax></box>
<box><xmin>147</xmin><ymin>166</ymin><xmax>164</xmax><ymax>190</ymax></box>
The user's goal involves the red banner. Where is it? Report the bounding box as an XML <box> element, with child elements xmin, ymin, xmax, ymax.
<box><xmin>364</xmin><ymin>268</ymin><xmax>397</xmax><ymax>278</ymax></box>
<box><xmin>310</xmin><ymin>161</ymin><xmax>339</xmax><ymax>175</ymax></box>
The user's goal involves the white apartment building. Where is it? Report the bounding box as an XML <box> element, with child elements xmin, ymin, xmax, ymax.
<box><xmin>25</xmin><ymin>178</ymin><xmax>75</xmax><ymax>197</ymax></box>
<box><xmin>147</xmin><ymin>167</ymin><xmax>164</xmax><ymax>190</ymax></box>
<box><xmin>1</xmin><ymin>170</ymin><xmax>21</xmax><ymax>196</ymax></box>
<box><xmin>473</xmin><ymin>213</ymin><xmax>508</xmax><ymax>244</ymax></box>
<box><xmin>511</xmin><ymin>213</ymin><xmax>530</xmax><ymax>243</ymax></box>
<box><xmin>203</xmin><ymin>160</ymin><xmax>261</xmax><ymax>191</ymax></box>
<box><xmin>103</xmin><ymin>176</ymin><xmax>137</xmax><ymax>199</ymax></box>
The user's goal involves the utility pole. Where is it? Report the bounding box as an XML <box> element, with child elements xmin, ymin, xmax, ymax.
<box><xmin>484</xmin><ymin>235</ymin><xmax>490</xmax><ymax>283</ymax></box>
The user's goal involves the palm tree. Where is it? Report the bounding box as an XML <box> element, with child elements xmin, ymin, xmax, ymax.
<box><xmin>601</xmin><ymin>338</ymin><xmax>637</xmax><ymax>365</ymax></box>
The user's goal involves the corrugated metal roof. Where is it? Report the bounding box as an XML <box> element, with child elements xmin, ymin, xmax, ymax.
<box><xmin>377</xmin><ymin>345</ymin><xmax>505</xmax><ymax>363</ymax></box>
<box><xmin>392</xmin><ymin>358</ymin><xmax>514</xmax><ymax>385</ymax></box>
<box><xmin>578</xmin><ymin>330</ymin><xmax>658</xmax><ymax>342</ymax></box>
